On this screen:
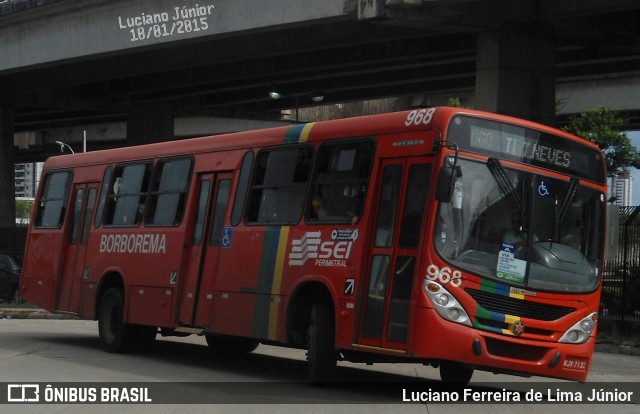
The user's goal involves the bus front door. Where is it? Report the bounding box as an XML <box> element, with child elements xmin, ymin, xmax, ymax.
<box><xmin>178</xmin><ymin>172</ymin><xmax>233</xmax><ymax>327</ymax></box>
<box><xmin>57</xmin><ymin>183</ymin><xmax>99</xmax><ymax>312</ymax></box>
<box><xmin>358</xmin><ymin>157</ymin><xmax>432</xmax><ymax>351</ymax></box>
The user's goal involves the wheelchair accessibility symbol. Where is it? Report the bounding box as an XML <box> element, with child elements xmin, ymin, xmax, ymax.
<box><xmin>537</xmin><ymin>180</ymin><xmax>550</xmax><ymax>197</ymax></box>
<box><xmin>222</xmin><ymin>227</ymin><xmax>233</xmax><ymax>248</ymax></box>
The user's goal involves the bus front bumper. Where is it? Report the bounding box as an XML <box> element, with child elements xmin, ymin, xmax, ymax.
<box><xmin>411</xmin><ymin>308</ymin><xmax>594</xmax><ymax>382</ymax></box>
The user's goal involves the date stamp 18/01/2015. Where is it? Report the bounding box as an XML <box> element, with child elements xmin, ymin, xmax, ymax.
<box><xmin>117</xmin><ymin>3</ymin><xmax>215</xmax><ymax>43</ymax></box>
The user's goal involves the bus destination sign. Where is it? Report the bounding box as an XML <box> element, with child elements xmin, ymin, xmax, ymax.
<box><xmin>469</xmin><ymin>125</ymin><xmax>572</xmax><ymax>169</ymax></box>
<box><xmin>448</xmin><ymin>115</ymin><xmax>606</xmax><ymax>184</ymax></box>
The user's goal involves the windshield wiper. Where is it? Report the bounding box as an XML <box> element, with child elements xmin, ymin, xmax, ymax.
<box><xmin>553</xmin><ymin>177</ymin><xmax>579</xmax><ymax>240</ymax></box>
<box><xmin>486</xmin><ymin>158</ymin><xmax>524</xmax><ymax>212</ymax></box>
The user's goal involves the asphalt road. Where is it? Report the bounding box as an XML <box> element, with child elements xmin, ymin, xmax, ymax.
<box><xmin>0</xmin><ymin>319</ymin><xmax>638</xmax><ymax>413</ymax></box>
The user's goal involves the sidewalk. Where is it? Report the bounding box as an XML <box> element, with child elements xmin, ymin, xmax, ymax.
<box><xmin>0</xmin><ymin>307</ymin><xmax>78</xmax><ymax>320</ymax></box>
<box><xmin>595</xmin><ymin>342</ymin><xmax>640</xmax><ymax>356</ymax></box>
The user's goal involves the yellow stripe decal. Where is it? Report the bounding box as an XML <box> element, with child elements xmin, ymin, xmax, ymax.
<box><xmin>502</xmin><ymin>314</ymin><xmax>521</xmax><ymax>336</ymax></box>
<box><xmin>299</xmin><ymin>122</ymin><xmax>315</xmax><ymax>142</ymax></box>
<box><xmin>509</xmin><ymin>287</ymin><xmax>525</xmax><ymax>300</ymax></box>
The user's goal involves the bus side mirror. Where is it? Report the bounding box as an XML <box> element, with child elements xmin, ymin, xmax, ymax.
<box><xmin>435</xmin><ymin>166</ymin><xmax>461</xmax><ymax>203</ymax></box>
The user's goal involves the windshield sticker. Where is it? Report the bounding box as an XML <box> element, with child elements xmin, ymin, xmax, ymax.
<box><xmin>496</xmin><ymin>243</ymin><xmax>526</xmax><ymax>283</ymax></box>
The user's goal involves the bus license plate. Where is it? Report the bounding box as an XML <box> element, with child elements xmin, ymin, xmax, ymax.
<box><xmin>563</xmin><ymin>357</ymin><xmax>588</xmax><ymax>371</ymax></box>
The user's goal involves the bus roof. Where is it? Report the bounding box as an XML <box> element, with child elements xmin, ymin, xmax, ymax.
<box><xmin>42</xmin><ymin>107</ymin><xmax>603</xmax><ymax>170</ymax></box>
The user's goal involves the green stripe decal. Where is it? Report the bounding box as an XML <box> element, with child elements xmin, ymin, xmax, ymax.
<box><xmin>253</xmin><ymin>226</ymin><xmax>282</xmax><ymax>338</ymax></box>
<box><xmin>284</xmin><ymin>123</ymin><xmax>315</xmax><ymax>144</ymax></box>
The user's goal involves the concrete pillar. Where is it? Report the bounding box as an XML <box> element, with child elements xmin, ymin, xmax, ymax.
<box><xmin>126</xmin><ymin>102</ymin><xmax>174</xmax><ymax>146</ymax></box>
<box><xmin>0</xmin><ymin>106</ymin><xmax>16</xmax><ymax>227</ymax></box>
<box><xmin>475</xmin><ymin>26</ymin><xmax>556</xmax><ymax>126</ymax></box>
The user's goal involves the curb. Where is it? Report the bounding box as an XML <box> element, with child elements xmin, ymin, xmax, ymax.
<box><xmin>595</xmin><ymin>343</ymin><xmax>640</xmax><ymax>357</ymax></box>
<box><xmin>0</xmin><ymin>308</ymin><xmax>78</xmax><ymax>320</ymax></box>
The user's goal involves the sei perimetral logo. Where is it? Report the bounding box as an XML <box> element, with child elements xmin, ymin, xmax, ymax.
<box><xmin>8</xmin><ymin>384</ymin><xmax>40</xmax><ymax>402</ymax></box>
<box><xmin>288</xmin><ymin>230</ymin><xmax>358</xmax><ymax>267</ymax></box>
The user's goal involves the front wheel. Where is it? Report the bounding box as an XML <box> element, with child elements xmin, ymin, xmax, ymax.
<box><xmin>307</xmin><ymin>302</ymin><xmax>336</xmax><ymax>383</ymax></box>
<box><xmin>439</xmin><ymin>361</ymin><xmax>474</xmax><ymax>384</ymax></box>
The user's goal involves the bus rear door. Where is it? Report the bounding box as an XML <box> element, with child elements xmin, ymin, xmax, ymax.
<box><xmin>178</xmin><ymin>172</ymin><xmax>233</xmax><ymax>328</ymax></box>
<box><xmin>57</xmin><ymin>182</ymin><xmax>99</xmax><ymax>312</ymax></box>
<box><xmin>358</xmin><ymin>157</ymin><xmax>432</xmax><ymax>351</ymax></box>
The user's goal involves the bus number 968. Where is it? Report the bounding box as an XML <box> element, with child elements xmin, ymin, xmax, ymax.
<box><xmin>405</xmin><ymin>108</ymin><xmax>436</xmax><ymax>127</ymax></box>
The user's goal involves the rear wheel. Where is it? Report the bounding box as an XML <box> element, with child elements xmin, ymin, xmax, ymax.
<box><xmin>98</xmin><ymin>288</ymin><xmax>156</xmax><ymax>353</ymax></box>
<box><xmin>307</xmin><ymin>302</ymin><xmax>336</xmax><ymax>383</ymax></box>
<box><xmin>98</xmin><ymin>288</ymin><xmax>129</xmax><ymax>352</ymax></box>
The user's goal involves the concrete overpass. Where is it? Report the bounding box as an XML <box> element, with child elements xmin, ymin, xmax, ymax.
<box><xmin>2</xmin><ymin>0</ymin><xmax>640</xmax><ymax>225</ymax></box>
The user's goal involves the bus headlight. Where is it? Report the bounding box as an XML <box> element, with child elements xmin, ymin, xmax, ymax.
<box><xmin>423</xmin><ymin>280</ymin><xmax>471</xmax><ymax>326</ymax></box>
<box><xmin>559</xmin><ymin>312</ymin><xmax>598</xmax><ymax>344</ymax></box>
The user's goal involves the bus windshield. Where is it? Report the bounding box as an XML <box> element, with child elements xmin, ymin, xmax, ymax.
<box><xmin>435</xmin><ymin>157</ymin><xmax>606</xmax><ymax>293</ymax></box>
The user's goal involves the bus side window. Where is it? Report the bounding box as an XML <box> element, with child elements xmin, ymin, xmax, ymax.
<box><xmin>94</xmin><ymin>166</ymin><xmax>112</xmax><ymax>228</ymax></box>
<box><xmin>210</xmin><ymin>179</ymin><xmax>232</xmax><ymax>246</ymax></box>
<box><xmin>145</xmin><ymin>158</ymin><xmax>193</xmax><ymax>226</ymax></box>
<box><xmin>399</xmin><ymin>163</ymin><xmax>431</xmax><ymax>248</ymax></box>
<box><xmin>104</xmin><ymin>162</ymin><xmax>152</xmax><ymax>227</ymax></box>
<box><xmin>69</xmin><ymin>189</ymin><xmax>85</xmax><ymax>244</ymax></box>
<box><xmin>307</xmin><ymin>140</ymin><xmax>373</xmax><ymax>224</ymax></box>
<box><xmin>246</xmin><ymin>146</ymin><xmax>312</xmax><ymax>224</ymax></box>
<box><xmin>35</xmin><ymin>171</ymin><xmax>72</xmax><ymax>229</ymax></box>
<box><xmin>231</xmin><ymin>151</ymin><xmax>254</xmax><ymax>226</ymax></box>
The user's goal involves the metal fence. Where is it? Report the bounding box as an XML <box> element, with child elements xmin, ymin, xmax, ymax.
<box><xmin>601</xmin><ymin>206</ymin><xmax>640</xmax><ymax>337</ymax></box>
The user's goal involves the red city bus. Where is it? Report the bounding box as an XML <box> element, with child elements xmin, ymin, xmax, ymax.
<box><xmin>20</xmin><ymin>107</ymin><xmax>607</xmax><ymax>383</ymax></box>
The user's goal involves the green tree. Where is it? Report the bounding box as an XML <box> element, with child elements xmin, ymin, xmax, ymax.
<box><xmin>563</xmin><ymin>107</ymin><xmax>640</xmax><ymax>176</ymax></box>
<box><xmin>15</xmin><ymin>199</ymin><xmax>33</xmax><ymax>220</ymax></box>
<box><xmin>447</xmin><ymin>97</ymin><xmax>462</xmax><ymax>108</ymax></box>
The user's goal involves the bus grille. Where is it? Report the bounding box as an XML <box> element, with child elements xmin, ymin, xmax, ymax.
<box><xmin>484</xmin><ymin>337</ymin><xmax>548</xmax><ymax>361</ymax></box>
<box><xmin>466</xmin><ymin>289</ymin><xmax>576</xmax><ymax>321</ymax></box>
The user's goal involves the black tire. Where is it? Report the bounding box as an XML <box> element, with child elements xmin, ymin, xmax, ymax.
<box><xmin>307</xmin><ymin>302</ymin><xmax>336</xmax><ymax>384</ymax></box>
<box><xmin>205</xmin><ymin>334</ymin><xmax>259</xmax><ymax>354</ymax></box>
<box><xmin>97</xmin><ymin>288</ymin><xmax>142</xmax><ymax>353</ymax></box>
<box><xmin>98</xmin><ymin>288</ymin><xmax>157</xmax><ymax>353</ymax></box>
<box><xmin>439</xmin><ymin>361</ymin><xmax>474</xmax><ymax>384</ymax></box>
<box><xmin>98</xmin><ymin>288</ymin><xmax>129</xmax><ymax>352</ymax></box>
<box><xmin>132</xmin><ymin>324</ymin><xmax>157</xmax><ymax>352</ymax></box>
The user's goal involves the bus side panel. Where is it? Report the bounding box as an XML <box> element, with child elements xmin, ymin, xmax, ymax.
<box><xmin>213</xmin><ymin>226</ymin><xmax>286</xmax><ymax>340</ymax></box>
<box><xmin>212</xmin><ymin>227</ymin><xmax>263</xmax><ymax>338</ymax></box>
<box><xmin>212</xmin><ymin>292</ymin><xmax>259</xmax><ymax>337</ymax></box>
<box><xmin>83</xmin><ymin>228</ymin><xmax>186</xmax><ymax>327</ymax></box>
<box><xmin>128</xmin><ymin>286</ymin><xmax>175</xmax><ymax>327</ymax></box>
<box><xmin>21</xmin><ymin>231</ymin><xmax>65</xmax><ymax>312</ymax></box>
<box><xmin>79</xmin><ymin>282</ymin><xmax>97</xmax><ymax>319</ymax></box>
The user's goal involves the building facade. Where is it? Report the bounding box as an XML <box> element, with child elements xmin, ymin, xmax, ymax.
<box><xmin>610</xmin><ymin>170</ymin><xmax>634</xmax><ymax>207</ymax></box>
<box><xmin>14</xmin><ymin>162</ymin><xmax>42</xmax><ymax>198</ymax></box>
